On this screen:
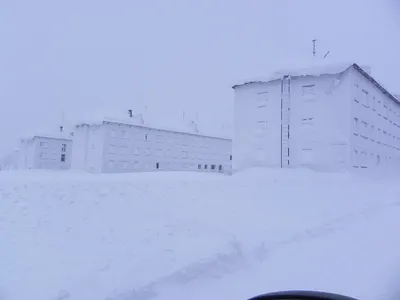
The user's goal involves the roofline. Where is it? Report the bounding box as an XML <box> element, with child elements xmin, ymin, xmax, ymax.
<box><xmin>76</xmin><ymin>121</ymin><xmax>232</xmax><ymax>141</ymax></box>
<box><xmin>352</xmin><ymin>63</ymin><xmax>400</xmax><ymax>105</ymax></box>
<box><xmin>32</xmin><ymin>135</ymin><xmax>73</xmax><ymax>141</ymax></box>
<box><xmin>232</xmin><ymin>63</ymin><xmax>400</xmax><ymax>106</ymax></box>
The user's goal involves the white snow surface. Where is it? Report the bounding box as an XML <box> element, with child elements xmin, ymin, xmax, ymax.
<box><xmin>1</xmin><ymin>169</ymin><xmax>400</xmax><ymax>300</ymax></box>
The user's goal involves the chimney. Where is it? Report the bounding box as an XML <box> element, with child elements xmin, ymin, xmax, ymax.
<box><xmin>128</xmin><ymin>109</ymin><xmax>133</xmax><ymax>118</ymax></box>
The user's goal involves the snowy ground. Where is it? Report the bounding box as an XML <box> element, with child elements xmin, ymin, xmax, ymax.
<box><xmin>1</xmin><ymin>169</ymin><xmax>400</xmax><ymax>300</ymax></box>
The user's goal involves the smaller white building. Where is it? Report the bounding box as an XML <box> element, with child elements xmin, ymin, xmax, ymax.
<box><xmin>72</xmin><ymin>110</ymin><xmax>232</xmax><ymax>174</ymax></box>
<box><xmin>18</xmin><ymin>132</ymin><xmax>73</xmax><ymax>170</ymax></box>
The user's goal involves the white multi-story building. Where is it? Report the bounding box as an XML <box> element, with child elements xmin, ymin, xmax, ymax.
<box><xmin>232</xmin><ymin>62</ymin><xmax>400</xmax><ymax>172</ymax></box>
<box><xmin>72</xmin><ymin>111</ymin><xmax>232</xmax><ymax>174</ymax></box>
<box><xmin>17</xmin><ymin>132</ymin><xmax>73</xmax><ymax>170</ymax></box>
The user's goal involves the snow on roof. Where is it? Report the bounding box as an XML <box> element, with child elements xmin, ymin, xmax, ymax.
<box><xmin>232</xmin><ymin>61</ymin><xmax>357</xmax><ymax>88</ymax></box>
<box><xmin>232</xmin><ymin>61</ymin><xmax>399</xmax><ymax>105</ymax></box>
<box><xmin>21</xmin><ymin>128</ymin><xmax>74</xmax><ymax>142</ymax></box>
<box><xmin>75</xmin><ymin>109</ymin><xmax>232</xmax><ymax>140</ymax></box>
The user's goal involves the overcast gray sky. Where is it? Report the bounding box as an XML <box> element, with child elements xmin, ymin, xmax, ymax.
<box><xmin>0</xmin><ymin>0</ymin><xmax>399</xmax><ymax>156</ymax></box>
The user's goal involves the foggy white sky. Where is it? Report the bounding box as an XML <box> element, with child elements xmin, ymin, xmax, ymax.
<box><xmin>0</xmin><ymin>0</ymin><xmax>399</xmax><ymax>156</ymax></box>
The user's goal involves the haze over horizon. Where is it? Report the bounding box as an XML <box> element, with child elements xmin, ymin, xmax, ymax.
<box><xmin>1</xmin><ymin>0</ymin><xmax>399</xmax><ymax>156</ymax></box>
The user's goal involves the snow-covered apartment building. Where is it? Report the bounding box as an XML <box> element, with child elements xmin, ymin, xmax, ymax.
<box><xmin>17</xmin><ymin>130</ymin><xmax>73</xmax><ymax>170</ymax></box>
<box><xmin>72</xmin><ymin>111</ymin><xmax>232</xmax><ymax>174</ymax></box>
<box><xmin>233</xmin><ymin>62</ymin><xmax>400</xmax><ymax>172</ymax></box>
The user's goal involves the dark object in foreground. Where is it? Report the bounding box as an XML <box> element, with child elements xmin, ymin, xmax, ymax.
<box><xmin>248</xmin><ymin>291</ymin><xmax>358</xmax><ymax>300</ymax></box>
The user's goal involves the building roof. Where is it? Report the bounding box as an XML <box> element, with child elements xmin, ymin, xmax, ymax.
<box><xmin>232</xmin><ymin>62</ymin><xmax>399</xmax><ymax>105</ymax></box>
<box><xmin>75</xmin><ymin>109</ymin><xmax>232</xmax><ymax>140</ymax></box>
<box><xmin>21</xmin><ymin>130</ymin><xmax>73</xmax><ymax>142</ymax></box>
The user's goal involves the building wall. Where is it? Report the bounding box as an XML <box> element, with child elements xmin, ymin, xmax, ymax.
<box><xmin>233</xmin><ymin>69</ymin><xmax>354</xmax><ymax>172</ymax></box>
<box><xmin>71</xmin><ymin>125</ymin><xmax>89</xmax><ymax>170</ymax></box>
<box><xmin>18</xmin><ymin>139</ymin><xmax>36</xmax><ymax>169</ymax></box>
<box><xmin>99</xmin><ymin>122</ymin><xmax>232</xmax><ymax>173</ymax></box>
<box><xmin>32</xmin><ymin>137</ymin><xmax>72</xmax><ymax>170</ymax></box>
<box><xmin>233</xmin><ymin>80</ymin><xmax>282</xmax><ymax>170</ymax></box>
<box><xmin>349</xmin><ymin>68</ymin><xmax>400</xmax><ymax>172</ymax></box>
<box><xmin>288</xmin><ymin>70</ymin><xmax>352</xmax><ymax>171</ymax></box>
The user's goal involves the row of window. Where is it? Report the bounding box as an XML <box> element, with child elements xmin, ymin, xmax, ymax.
<box><xmin>40</xmin><ymin>142</ymin><xmax>68</xmax><ymax>153</ymax></box>
<box><xmin>107</xmin><ymin>160</ymin><xmax>226</xmax><ymax>171</ymax></box>
<box><xmin>354</xmin><ymin>84</ymin><xmax>400</xmax><ymax>123</ymax></box>
<box><xmin>107</xmin><ymin>144</ymin><xmax>232</xmax><ymax>160</ymax></box>
<box><xmin>353</xmin><ymin>117</ymin><xmax>400</xmax><ymax>149</ymax></box>
<box><xmin>39</xmin><ymin>153</ymin><xmax>66</xmax><ymax>162</ymax></box>
<box><xmin>108</xmin><ymin>127</ymin><xmax>228</xmax><ymax>147</ymax></box>
<box><xmin>352</xmin><ymin>150</ymin><xmax>399</xmax><ymax>168</ymax></box>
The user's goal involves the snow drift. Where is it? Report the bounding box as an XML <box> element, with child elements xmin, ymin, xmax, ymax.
<box><xmin>1</xmin><ymin>169</ymin><xmax>400</xmax><ymax>300</ymax></box>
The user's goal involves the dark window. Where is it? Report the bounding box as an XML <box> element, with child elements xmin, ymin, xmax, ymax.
<box><xmin>219</xmin><ymin>165</ymin><xmax>223</xmax><ymax>171</ymax></box>
<box><xmin>198</xmin><ymin>164</ymin><xmax>201</xmax><ymax>169</ymax></box>
<box><xmin>145</xmin><ymin>134</ymin><xmax>148</xmax><ymax>141</ymax></box>
<box><xmin>211</xmin><ymin>165</ymin><xmax>216</xmax><ymax>170</ymax></box>
<box><xmin>229</xmin><ymin>155</ymin><xmax>232</xmax><ymax>161</ymax></box>
<box><xmin>61</xmin><ymin>154</ymin><xmax>66</xmax><ymax>162</ymax></box>
<box><xmin>156</xmin><ymin>162</ymin><xmax>159</xmax><ymax>169</ymax></box>
<box><xmin>205</xmin><ymin>165</ymin><xmax>208</xmax><ymax>169</ymax></box>
<box><xmin>61</xmin><ymin>143</ymin><xmax>67</xmax><ymax>152</ymax></box>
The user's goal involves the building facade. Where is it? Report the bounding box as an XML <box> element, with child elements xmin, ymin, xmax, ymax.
<box><xmin>72</xmin><ymin>118</ymin><xmax>232</xmax><ymax>174</ymax></box>
<box><xmin>18</xmin><ymin>135</ymin><xmax>73</xmax><ymax>170</ymax></box>
<box><xmin>232</xmin><ymin>63</ymin><xmax>400</xmax><ymax>172</ymax></box>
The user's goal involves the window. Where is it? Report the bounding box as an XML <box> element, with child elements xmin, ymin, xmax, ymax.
<box><xmin>211</xmin><ymin>165</ymin><xmax>216</xmax><ymax>170</ymax></box>
<box><xmin>120</xmin><ymin>145</ymin><xmax>129</xmax><ymax>154</ymax></box>
<box><xmin>353</xmin><ymin>84</ymin><xmax>359</xmax><ymax>103</ymax></box>
<box><xmin>40</xmin><ymin>141</ymin><xmax>48</xmax><ymax>148</ymax></box>
<box><xmin>229</xmin><ymin>155</ymin><xmax>232</xmax><ymax>161</ymax></box>
<box><xmin>377</xmin><ymin>129</ymin><xmax>382</xmax><ymax>143</ymax></box>
<box><xmin>156</xmin><ymin>162</ymin><xmax>160</xmax><ymax>169</ymax></box>
<box><xmin>370</xmin><ymin>126</ymin><xmax>375</xmax><ymax>141</ymax></box>
<box><xmin>219</xmin><ymin>165</ymin><xmax>223</xmax><ymax>171</ymax></box>
<box><xmin>198</xmin><ymin>164</ymin><xmax>201</xmax><ymax>169</ymax></box>
<box><xmin>353</xmin><ymin>118</ymin><xmax>359</xmax><ymax>135</ymax></box>
<box><xmin>257</xmin><ymin>92</ymin><xmax>268</xmax><ymax>108</ymax></box>
<box><xmin>182</xmin><ymin>150</ymin><xmax>188</xmax><ymax>158</ymax></box>
<box><xmin>372</xmin><ymin>96</ymin><xmax>376</xmax><ymax>111</ymax></box>
<box><xmin>110</xmin><ymin>129</ymin><xmax>117</xmax><ymax>137</ymax></box>
<box><xmin>361</xmin><ymin>121</ymin><xmax>368</xmax><ymax>138</ymax></box>
<box><xmin>302</xmin><ymin>84</ymin><xmax>315</xmax><ymax>97</ymax></box>
<box><xmin>362</xmin><ymin>90</ymin><xmax>369</xmax><ymax>107</ymax></box>
<box><xmin>301</xmin><ymin>117</ymin><xmax>315</xmax><ymax>126</ymax></box>
<box><xmin>145</xmin><ymin>134</ymin><xmax>148</xmax><ymax>141</ymax></box>
<box><xmin>40</xmin><ymin>152</ymin><xmax>48</xmax><ymax>159</ymax></box>
<box><xmin>205</xmin><ymin>164</ymin><xmax>208</xmax><ymax>169</ymax></box>
<box><xmin>61</xmin><ymin>143</ymin><xmax>67</xmax><ymax>152</ymax></box>
<box><xmin>256</xmin><ymin>120</ymin><xmax>268</xmax><ymax>130</ymax></box>
<box><xmin>121</xmin><ymin>129</ymin><xmax>128</xmax><ymax>138</ymax></box>
<box><xmin>61</xmin><ymin>154</ymin><xmax>66</xmax><ymax>162</ymax></box>
<box><xmin>353</xmin><ymin>150</ymin><xmax>358</xmax><ymax>168</ymax></box>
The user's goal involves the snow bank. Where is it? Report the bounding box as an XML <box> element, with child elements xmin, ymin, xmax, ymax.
<box><xmin>1</xmin><ymin>168</ymin><xmax>400</xmax><ymax>300</ymax></box>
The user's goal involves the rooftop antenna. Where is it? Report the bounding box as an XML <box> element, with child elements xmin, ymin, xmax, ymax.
<box><xmin>312</xmin><ymin>39</ymin><xmax>317</xmax><ymax>57</ymax></box>
<box><xmin>323</xmin><ymin>50</ymin><xmax>330</xmax><ymax>59</ymax></box>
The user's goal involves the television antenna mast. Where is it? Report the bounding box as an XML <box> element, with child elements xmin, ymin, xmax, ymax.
<box><xmin>312</xmin><ymin>39</ymin><xmax>316</xmax><ymax>57</ymax></box>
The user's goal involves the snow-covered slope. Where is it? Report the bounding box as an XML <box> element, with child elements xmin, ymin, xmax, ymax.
<box><xmin>1</xmin><ymin>169</ymin><xmax>400</xmax><ymax>300</ymax></box>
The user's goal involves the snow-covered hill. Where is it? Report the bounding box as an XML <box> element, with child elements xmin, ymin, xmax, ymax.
<box><xmin>1</xmin><ymin>169</ymin><xmax>399</xmax><ymax>300</ymax></box>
